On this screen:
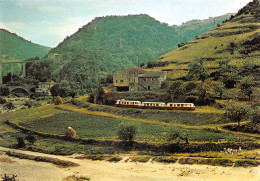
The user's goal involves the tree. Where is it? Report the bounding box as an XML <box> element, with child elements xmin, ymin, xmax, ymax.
<box><xmin>213</xmin><ymin>81</ymin><xmax>226</xmax><ymax>99</ymax></box>
<box><xmin>4</xmin><ymin>102</ymin><xmax>15</xmax><ymax>110</ymax></box>
<box><xmin>236</xmin><ymin>76</ymin><xmax>255</xmax><ymax>100</ymax></box>
<box><xmin>167</xmin><ymin>128</ymin><xmax>189</xmax><ymax>144</ymax></box>
<box><xmin>16</xmin><ymin>137</ymin><xmax>25</xmax><ymax>148</ymax></box>
<box><xmin>224</xmin><ymin>101</ymin><xmax>250</xmax><ymax>127</ymax></box>
<box><xmin>117</xmin><ymin>121</ymin><xmax>137</xmax><ymax>142</ymax></box>
<box><xmin>187</xmin><ymin>58</ymin><xmax>209</xmax><ymax>82</ymax></box>
<box><xmin>167</xmin><ymin>80</ymin><xmax>183</xmax><ymax>101</ymax></box>
<box><xmin>221</xmin><ymin>71</ymin><xmax>241</xmax><ymax>88</ymax></box>
<box><xmin>25</xmin><ymin>134</ymin><xmax>36</xmax><ymax>145</ymax></box>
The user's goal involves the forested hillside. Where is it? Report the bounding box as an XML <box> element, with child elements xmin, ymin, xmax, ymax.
<box><xmin>0</xmin><ymin>29</ymin><xmax>50</xmax><ymax>60</ymax></box>
<box><xmin>27</xmin><ymin>14</ymin><xmax>230</xmax><ymax>94</ymax></box>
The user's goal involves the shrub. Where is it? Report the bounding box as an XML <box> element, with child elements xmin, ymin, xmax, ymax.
<box><xmin>16</xmin><ymin>137</ymin><xmax>25</xmax><ymax>148</ymax></box>
<box><xmin>4</xmin><ymin>102</ymin><xmax>15</xmax><ymax>110</ymax></box>
<box><xmin>0</xmin><ymin>87</ymin><xmax>10</xmax><ymax>96</ymax></box>
<box><xmin>234</xmin><ymin>160</ymin><xmax>260</xmax><ymax>167</ymax></box>
<box><xmin>117</xmin><ymin>121</ymin><xmax>137</xmax><ymax>142</ymax></box>
<box><xmin>24</xmin><ymin>101</ymin><xmax>41</xmax><ymax>108</ymax></box>
<box><xmin>131</xmin><ymin>156</ymin><xmax>151</xmax><ymax>163</ymax></box>
<box><xmin>54</xmin><ymin>96</ymin><xmax>63</xmax><ymax>105</ymax></box>
<box><xmin>2</xmin><ymin>174</ymin><xmax>17</xmax><ymax>181</ymax></box>
<box><xmin>153</xmin><ymin>156</ymin><xmax>178</xmax><ymax>164</ymax></box>
<box><xmin>167</xmin><ymin>127</ymin><xmax>189</xmax><ymax>144</ymax></box>
<box><xmin>0</xmin><ymin>97</ymin><xmax>7</xmax><ymax>104</ymax></box>
<box><xmin>107</xmin><ymin>156</ymin><xmax>123</xmax><ymax>162</ymax></box>
<box><xmin>25</xmin><ymin>134</ymin><xmax>36</xmax><ymax>145</ymax></box>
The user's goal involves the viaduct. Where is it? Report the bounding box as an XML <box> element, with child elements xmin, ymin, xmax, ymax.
<box><xmin>0</xmin><ymin>61</ymin><xmax>32</xmax><ymax>86</ymax></box>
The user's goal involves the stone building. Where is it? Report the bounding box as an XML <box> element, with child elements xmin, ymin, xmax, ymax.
<box><xmin>138</xmin><ymin>71</ymin><xmax>166</xmax><ymax>91</ymax></box>
<box><xmin>35</xmin><ymin>82</ymin><xmax>56</xmax><ymax>96</ymax></box>
<box><xmin>113</xmin><ymin>68</ymin><xmax>166</xmax><ymax>91</ymax></box>
<box><xmin>113</xmin><ymin>68</ymin><xmax>146</xmax><ymax>91</ymax></box>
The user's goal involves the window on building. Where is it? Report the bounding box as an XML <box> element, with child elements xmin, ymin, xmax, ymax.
<box><xmin>120</xmin><ymin>80</ymin><xmax>123</xmax><ymax>83</ymax></box>
<box><xmin>116</xmin><ymin>80</ymin><xmax>118</xmax><ymax>83</ymax></box>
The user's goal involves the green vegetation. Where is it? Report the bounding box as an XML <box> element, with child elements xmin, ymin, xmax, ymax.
<box><xmin>117</xmin><ymin>121</ymin><xmax>137</xmax><ymax>142</ymax></box>
<box><xmin>24</xmin><ymin>14</ymin><xmax>230</xmax><ymax>94</ymax></box>
<box><xmin>0</xmin><ymin>29</ymin><xmax>50</xmax><ymax>76</ymax></box>
<box><xmin>167</xmin><ymin>127</ymin><xmax>189</xmax><ymax>144</ymax></box>
<box><xmin>17</xmin><ymin>111</ymin><xmax>254</xmax><ymax>143</ymax></box>
<box><xmin>224</xmin><ymin>101</ymin><xmax>251</xmax><ymax>127</ymax></box>
<box><xmin>0</xmin><ymin>29</ymin><xmax>50</xmax><ymax>61</ymax></box>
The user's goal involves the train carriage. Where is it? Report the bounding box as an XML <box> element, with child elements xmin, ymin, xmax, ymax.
<box><xmin>115</xmin><ymin>99</ymin><xmax>195</xmax><ymax>110</ymax></box>
<box><xmin>141</xmin><ymin>102</ymin><xmax>166</xmax><ymax>110</ymax></box>
<box><xmin>115</xmin><ymin>99</ymin><xmax>141</xmax><ymax>108</ymax></box>
<box><xmin>165</xmin><ymin>103</ymin><xmax>195</xmax><ymax>110</ymax></box>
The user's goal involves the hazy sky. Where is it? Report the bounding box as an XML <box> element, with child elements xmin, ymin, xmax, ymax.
<box><xmin>0</xmin><ymin>0</ymin><xmax>251</xmax><ymax>47</ymax></box>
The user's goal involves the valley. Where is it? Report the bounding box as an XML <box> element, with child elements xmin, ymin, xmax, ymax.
<box><xmin>0</xmin><ymin>0</ymin><xmax>259</xmax><ymax>180</ymax></box>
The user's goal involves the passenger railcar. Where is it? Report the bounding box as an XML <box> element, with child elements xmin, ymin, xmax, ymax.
<box><xmin>141</xmin><ymin>102</ymin><xmax>166</xmax><ymax>110</ymax></box>
<box><xmin>115</xmin><ymin>99</ymin><xmax>195</xmax><ymax>110</ymax></box>
<box><xmin>165</xmin><ymin>103</ymin><xmax>195</xmax><ymax>110</ymax></box>
<box><xmin>115</xmin><ymin>100</ymin><xmax>141</xmax><ymax>108</ymax></box>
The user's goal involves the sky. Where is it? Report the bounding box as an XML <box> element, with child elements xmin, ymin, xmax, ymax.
<box><xmin>0</xmin><ymin>0</ymin><xmax>252</xmax><ymax>48</ymax></box>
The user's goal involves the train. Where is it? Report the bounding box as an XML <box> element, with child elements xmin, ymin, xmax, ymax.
<box><xmin>115</xmin><ymin>99</ymin><xmax>195</xmax><ymax>110</ymax></box>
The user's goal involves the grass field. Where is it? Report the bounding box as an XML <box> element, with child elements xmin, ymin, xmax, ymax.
<box><xmin>18</xmin><ymin>110</ymin><xmax>255</xmax><ymax>143</ymax></box>
<box><xmin>0</xmin><ymin>102</ymin><xmax>258</xmax><ymax>156</ymax></box>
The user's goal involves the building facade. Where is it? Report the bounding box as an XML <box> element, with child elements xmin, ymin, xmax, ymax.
<box><xmin>35</xmin><ymin>82</ymin><xmax>56</xmax><ymax>96</ymax></box>
<box><xmin>113</xmin><ymin>68</ymin><xmax>166</xmax><ymax>91</ymax></box>
<box><xmin>138</xmin><ymin>71</ymin><xmax>166</xmax><ymax>91</ymax></box>
<box><xmin>113</xmin><ymin>68</ymin><xmax>146</xmax><ymax>91</ymax></box>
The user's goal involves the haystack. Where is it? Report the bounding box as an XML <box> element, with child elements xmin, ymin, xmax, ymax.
<box><xmin>65</xmin><ymin>126</ymin><xmax>77</xmax><ymax>137</ymax></box>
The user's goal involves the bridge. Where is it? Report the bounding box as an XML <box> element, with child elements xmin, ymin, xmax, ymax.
<box><xmin>0</xmin><ymin>61</ymin><xmax>32</xmax><ymax>86</ymax></box>
<box><xmin>9</xmin><ymin>85</ymin><xmax>32</xmax><ymax>96</ymax></box>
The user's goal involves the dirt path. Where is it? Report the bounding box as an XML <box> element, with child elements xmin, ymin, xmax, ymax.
<box><xmin>1</xmin><ymin>146</ymin><xmax>259</xmax><ymax>181</ymax></box>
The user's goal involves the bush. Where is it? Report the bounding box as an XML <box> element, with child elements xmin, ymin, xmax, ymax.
<box><xmin>0</xmin><ymin>97</ymin><xmax>7</xmax><ymax>104</ymax></box>
<box><xmin>25</xmin><ymin>134</ymin><xmax>36</xmax><ymax>145</ymax></box>
<box><xmin>24</xmin><ymin>101</ymin><xmax>41</xmax><ymax>108</ymax></box>
<box><xmin>2</xmin><ymin>174</ymin><xmax>17</xmax><ymax>181</ymax></box>
<box><xmin>117</xmin><ymin>121</ymin><xmax>137</xmax><ymax>142</ymax></box>
<box><xmin>107</xmin><ymin>156</ymin><xmax>123</xmax><ymax>162</ymax></box>
<box><xmin>234</xmin><ymin>160</ymin><xmax>260</xmax><ymax>167</ymax></box>
<box><xmin>131</xmin><ymin>156</ymin><xmax>151</xmax><ymax>163</ymax></box>
<box><xmin>0</xmin><ymin>87</ymin><xmax>10</xmax><ymax>96</ymax></box>
<box><xmin>4</xmin><ymin>102</ymin><xmax>15</xmax><ymax>110</ymax></box>
<box><xmin>16</xmin><ymin>137</ymin><xmax>25</xmax><ymax>148</ymax></box>
<box><xmin>153</xmin><ymin>156</ymin><xmax>178</xmax><ymax>164</ymax></box>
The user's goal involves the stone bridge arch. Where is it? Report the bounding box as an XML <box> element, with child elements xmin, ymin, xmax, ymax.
<box><xmin>10</xmin><ymin>87</ymin><xmax>30</xmax><ymax>97</ymax></box>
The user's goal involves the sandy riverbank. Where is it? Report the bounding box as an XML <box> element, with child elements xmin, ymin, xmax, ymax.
<box><xmin>0</xmin><ymin>147</ymin><xmax>259</xmax><ymax>181</ymax></box>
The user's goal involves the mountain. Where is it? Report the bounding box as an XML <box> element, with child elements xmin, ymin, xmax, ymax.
<box><xmin>0</xmin><ymin>28</ymin><xmax>51</xmax><ymax>60</ymax></box>
<box><xmin>49</xmin><ymin>14</ymin><xmax>231</xmax><ymax>68</ymax></box>
<box><xmin>28</xmin><ymin>14</ymin><xmax>231</xmax><ymax>93</ymax></box>
<box><xmin>149</xmin><ymin>0</ymin><xmax>259</xmax><ymax>79</ymax></box>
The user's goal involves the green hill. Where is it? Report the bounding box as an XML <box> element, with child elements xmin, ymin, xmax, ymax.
<box><xmin>142</xmin><ymin>0</ymin><xmax>259</xmax><ymax>105</ymax></box>
<box><xmin>28</xmin><ymin>14</ymin><xmax>231</xmax><ymax>94</ymax></box>
<box><xmin>0</xmin><ymin>28</ymin><xmax>51</xmax><ymax>61</ymax></box>
<box><xmin>148</xmin><ymin>0</ymin><xmax>259</xmax><ymax>79</ymax></box>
